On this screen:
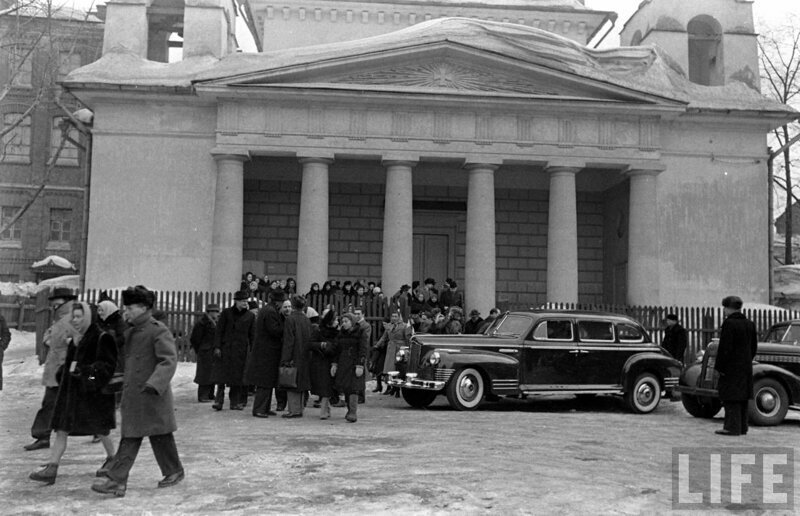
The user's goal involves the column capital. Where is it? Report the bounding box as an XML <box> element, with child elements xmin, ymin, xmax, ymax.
<box><xmin>298</xmin><ymin>157</ymin><xmax>334</xmax><ymax>166</ymax></box>
<box><xmin>625</xmin><ymin>163</ymin><xmax>666</xmax><ymax>177</ymax></box>
<box><xmin>211</xmin><ymin>148</ymin><xmax>250</xmax><ymax>162</ymax></box>
<box><xmin>545</xmin><ymin>158</ymin><xmax>585</xmax><ymax>172</ymax></box>
<box><xmin>463</xmin><ymin>162</ymin><xmax>499</xmax><ymax>172</ymax></box>
<box><xmin>381</xmin><ymin>160</ymin><xmax>418</xmax><ymax>169</ymax></box>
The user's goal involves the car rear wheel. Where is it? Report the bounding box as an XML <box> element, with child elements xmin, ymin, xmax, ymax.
<box><xmin>401</xmin><ymin>388</ymin><xmax>438</xmax><ymax>409</ymax></box>
<box><xmin>681</xmin><ymin>394</ymin><xmax>722</xmax><ymax>418</ymax></box>
<box><xmin>625</xmin><ymin>373</ymin><xmax>661</xmax><ymax>414</ymax></box>
<box><xmin>446</xmin><ymin>367</ymin><xmax>484</xmax><ymax>411</ymax></box>
<box><xmin>749</xmin><ymin>378</ymin><xmax>789</xmax><ymax>426</ymax></box>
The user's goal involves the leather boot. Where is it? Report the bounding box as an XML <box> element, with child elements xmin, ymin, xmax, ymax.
<box><xmin>320</xmin><ymin>397</ymin><xmax>330</xmax><ymax>420</ymax></box>
<box><xmin>345</xmin><ymin>394</ymin><xmax>358</xmax><ymax>422</ymax></box>
<box><xmin>96</xmin><ymin>456</ymin><xmax>115</xmax><ymax>477</ymax></box>
<box><xmin>29</xmin><ymin>463</ymin><xmax>58</xmax><ymax>484</ymax></box>
<box><xmin>92</xmin><ymin>477</ymin><xmax>127</xmax><ymax>497</ymax></box>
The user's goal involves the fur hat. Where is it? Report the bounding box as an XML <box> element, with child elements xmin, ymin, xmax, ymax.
<box><xmin>233</xmin><ymin>290</ymin><xmax>249</xmax><ymax>301</ymax></box>
<box><xmin>121</xmin><ymin>285</ymin><xmax>155</xmax><ymax>308</ymax></box>
<box><xmin>666</xmin><ymin>313</ymin><xmax>678</xmax><ymax>321</ymax></box>
<box><xmin>48</xmin><ymin>287</ymin><xmax>77</xmax><ymax>301</ymax></box>
<box><xmin>721</xmin><ymin>296</ymin><xmax>743</xmax><ymax>309</ymax></box>
<box><xmin>205</xmin><ymin>303</ymin><xmax>220</xmax><ymax>312</ymax></box>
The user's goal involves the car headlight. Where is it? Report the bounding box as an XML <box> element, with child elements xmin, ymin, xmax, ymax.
<box><xmin>429</xmin><ymin>351</ymin><xmax>440</xmax><ymax>366</ymax></box>
<box><xmin>395</xmin><ymin>348</ymin><xmax>407</xmax><ymax>363</ymax></box>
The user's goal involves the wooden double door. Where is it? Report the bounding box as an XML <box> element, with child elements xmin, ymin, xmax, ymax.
<box><xmin>412</xmin><ymin>211</ymin><xmax>458</xmax><ymax>287</ymax></box>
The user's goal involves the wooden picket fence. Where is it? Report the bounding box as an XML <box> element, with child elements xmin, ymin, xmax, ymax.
<box><xmin>16</xmin><ymin>288</ymin><xmax>800</xmax><ymax>365</ymax></box>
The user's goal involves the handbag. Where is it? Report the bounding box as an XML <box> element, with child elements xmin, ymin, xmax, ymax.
<box><xmin>278</xmin><ymin>365</ymin><xmax>298</xmax><ymax>389</ymax></box>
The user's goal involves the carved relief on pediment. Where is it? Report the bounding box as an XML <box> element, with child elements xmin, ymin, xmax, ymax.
<box><xmin>329</xmin><ymin>61</ymin><xmax>571</xmax><ymax>96</ymax></box>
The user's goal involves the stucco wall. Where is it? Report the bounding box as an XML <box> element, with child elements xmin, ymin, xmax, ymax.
<box><xmin>657</xmin><ymin>120</ymin><xmax>769</xmax><ymax>305</ymax></box>
<box><xmin>84</xmin><ymin>101</ymin><xmax>217</xmax><ymax>290</ymax></box>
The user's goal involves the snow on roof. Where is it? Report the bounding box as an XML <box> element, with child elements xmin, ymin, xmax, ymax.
<box><xmin>31</xmin><ymin>255</ymin><xmax>76</xmax><ymax>269</ymax></box>
<box><xmin>64</xmin><ymin>17</ymin><xmax>795</xmax><ymax>116</ymax></box>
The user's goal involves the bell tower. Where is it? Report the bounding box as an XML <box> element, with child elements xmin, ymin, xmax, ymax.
<box><xmin>619</xmin><ymin>0</ymin><xmax>759</xmax><ymax>90</ymax></box>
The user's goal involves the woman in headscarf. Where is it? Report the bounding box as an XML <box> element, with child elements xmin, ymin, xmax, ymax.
<box><xmin>29</xmin><ymin>301</ymin><xmax>118</xmax><ymax>485</ymax></box>
<box><xmin>308</xmin><ymin>309</ymin><xmax>339</xmax><ymax>419</ymax></box>
<box><xmin>331</xmin><ymin>313</ymin><xmax>368</xmax><ymax>423</ymax></box>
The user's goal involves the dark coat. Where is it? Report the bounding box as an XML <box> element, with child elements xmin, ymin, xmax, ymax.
<box><xmin>190</xmin><ymin>314</ymin><xmax>217</xmax><ymax>385</ymax></box>
<box><xmin>662</xmin><ymin>323</ymin><xmax>688</xmax><ymax>363</ymax></box>
<box><xmin>120</xmin><ymin>312</ymin><xmax>178</xmax><ymax>438</ymax></box>
<box><xmin>281</xmin><ymin>311</ymin><xmax>312</xmax><ymax>392</ymax></box>
<box><xmin>309</xmin><ymin>324</ymin><xmax>338</xmax><ymax>397</ymax></box>
<box><xmin>98</xmin><ymin>310</ymin><xmax>128</xmax><ymax>376</ymax></box>
<box><xmin>464</xmin><ymin>317</ymin><xmax>484</xmax><ymax>334</ymax></box>
<box><xmin>244</xmin><ymin>303</ymin><xmax>284</xmax><ymax>387</ymax></box>
<box><xmin>0</xmin><ymin>314</ymin><xmax>9</xmax><ymax>390</ymax></box>
<box><xmin>212</xmin><ymin>305</ymin><xmax>255</xmax><ymax>385</ymax></box>
<box><xmin>715</xmin><ymin>312</ymin><xmax>758</xmax><ymax>402</ymax></box>
<box><xmin>334</xmin><ymin>326</ymin><xmax>368</xmax><ymax>395</ymax></box>
<box><xmin>51</xmin><ymin>324</ymin><xmax>117</xmax><ymax>436</ymax></box>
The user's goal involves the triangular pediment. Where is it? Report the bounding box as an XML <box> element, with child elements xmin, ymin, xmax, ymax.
<box><xmin>197</xmin><ymin>43</ymin><xmax>681</xmax><ymax>105</ymax></box>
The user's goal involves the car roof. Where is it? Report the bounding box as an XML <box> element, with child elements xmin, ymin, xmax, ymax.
<box><xmin>508</xmin><ymin>309</ymin><xmax>642</xmax><ymax>324</ymax></box>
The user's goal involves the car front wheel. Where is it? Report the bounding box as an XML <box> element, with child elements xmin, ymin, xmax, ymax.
<box><xmin>625</xmin><ymin>373</ymin><xmax>662</xmax><ymax>414</ymax></box>
<box><xmin>749</xmin><ymin>378</ymin><xmax>789</xmax><ymax>426</ymax></box>
<box><xmin>401</xmin><ymin>388</ymin><xmax>438</xmax><ymax>409</ymax></box>
<box><xmin>681</xmin><ymin>394</ymin><xmax>722</xmax><ymax>418</ymax></box>
<box><xmin>446</xmin><ymin>367</ymin><xmax>484</xmax><ymax>411</ymax></box>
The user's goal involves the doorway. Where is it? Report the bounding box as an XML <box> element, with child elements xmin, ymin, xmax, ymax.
<box><xmin>413</xmin><ymin>210</ymin><xmax>459</xmax><ymax>286</ymax></box>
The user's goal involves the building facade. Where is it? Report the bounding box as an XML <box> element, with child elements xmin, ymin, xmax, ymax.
<box><xmin>64</xmin><ymin>0</ymin><xmax>795</xmax><ymax>314</ymax></box>
<box><xmin>0</xmin><ymin>2</ymin><xmax>103</xmax><ymax>282</ymax></box>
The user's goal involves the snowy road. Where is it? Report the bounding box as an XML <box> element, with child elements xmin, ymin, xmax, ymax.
<box><xmin>1</xmin><ymin>330</ymin><xmax>798</xmax><ymax>514</ymax></box>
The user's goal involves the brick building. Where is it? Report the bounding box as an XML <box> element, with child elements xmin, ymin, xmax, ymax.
<box><xmin>63</xmin><ymin>0</ymin><xmax>795</xmax><ymax>313</ymax></box>
<box><xmin>0</xmin><ymin>1</ymin><xmax>103</xmax><ymax>282</ymax></box>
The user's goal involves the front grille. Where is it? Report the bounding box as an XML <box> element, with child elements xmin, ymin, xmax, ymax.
<box><xmin>408</xmin><ymin>340</ymin><xmax>422</xmax><ymax>372</ymax></box>
<box><xmin>435</xmin><ymin>368</ymin><xmax>455</xmax><ymax>383</ymax></box>
<box><xmin>664</xmin><ymin>376</ymin><xmax>679</xmax><ymax>387</ymax></box>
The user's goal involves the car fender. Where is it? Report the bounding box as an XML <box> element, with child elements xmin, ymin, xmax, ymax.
<box><xmin>621</xmin><ymin>352</ymin><xmax>682</xmax><ymax>391</ymax></box>
<box><xmin>679</xmin><ymin>362</ymin><xmax>704</xmax><ymax>387</ymax></box>
<box><xmin>436</xmin><ymin>348</ymin><xmax>519</xmax><ymax>391</ymax></box>
<box><xmin>752</xmin><ymin>363</ymin><xmax>800</xmax><ymax>405</ymax></box>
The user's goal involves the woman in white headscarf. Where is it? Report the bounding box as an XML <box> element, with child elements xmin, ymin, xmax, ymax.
<box><xmin>29</xmin><ymin>301</ymin><xmax>118</xmax><ymax>485</ymax></box>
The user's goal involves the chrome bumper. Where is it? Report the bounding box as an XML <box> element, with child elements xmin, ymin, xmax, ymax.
<box><xmin>386</xmin><ymin>372</ymin><xmax>444</xmax><ymax>391</ymax></box>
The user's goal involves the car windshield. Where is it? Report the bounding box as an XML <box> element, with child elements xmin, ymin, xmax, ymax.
<box><xmin>490</xmin><ymin>314</ymin><xmax>530</xmax><ymax>337</ymax></box>
<box><xmin>763</xmin><ymin>324</ymin><xmax>800</xmax><ymax>344</ymax></box>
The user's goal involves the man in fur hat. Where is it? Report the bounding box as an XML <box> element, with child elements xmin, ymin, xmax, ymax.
<box><xmin>24</xmin><ymin>287</ymin><xmax>79</xmax><ymax>451</ymax></box>
<box><xmin>190</xmin><ymin>303</ymin><xmax>220</xmax><ymax>402</ymax></box>
<box><xmin>245</xmin><ymin>288</ymin><xmax>287</xmax><ymax>417</ymax></box>
<box><xmin>211</xmin><ymin>290</ymin><xmax>256</xmax><ymax>411</ymax></box>
<box><xmin>92</xmin><ymin>285</ymin><xmax>184</xmax><ymax>496</ymax></box>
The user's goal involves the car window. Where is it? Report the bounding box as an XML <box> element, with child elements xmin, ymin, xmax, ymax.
<box><xmin>532</xmin><ymin>320</ymin><xmax>573</xmax><ymax>341</ymax></box>
<box><xmin>616</xmin><ymin>323</ymin><xmax>644</xmax><ymax>343</ymax></box>
<box><xmin>783</xmin><ymin>325</ymin><xmax>800</xmax><ymax>345</ymax></box>
<box><xmin>763</xmin><ymin>325</ymin><xmax>789</xmax><ymax>343</ymax></box>
<box><xmin>491</xmin><ymin>314</ymin><xmax>531</xmax><ymax>338</ymax></box>
<box><xmin>577</xmin><ymin>320</ymin><xmax>614</xmax><ymax>342</ymax></box>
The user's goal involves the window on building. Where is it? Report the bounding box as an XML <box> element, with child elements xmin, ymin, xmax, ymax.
<box><xmin>49</xmin><ymin>208</ymin><xmax>72</xmax><ymax>243</ymax></box>
<box><xmin>1</xmin><ymin>206</ymin><xmax>22</xmax><ymax>241</ymax></box>
<box><xmin>688</xmin><ymin>15</ymin><xmax>723</xmax><ymax>86</ymax></box>
<box><xmin>6</xmin><ymin>45</ymin><xmax>33</xmax><ymax>87</ymax></box>
<box><xmin>1</xmin><ymin>112</ymin><xmax>32</xmax><ymax>163</ymax></box>
<box><xmin>51</xmin><ymin>117</ymin><xmax>80</xmax><ymax>165</ymax></box>
<box><xmin>57</xmin><ymin>51</ymin><xmax>82</xmax><ymax>80</ymax></box>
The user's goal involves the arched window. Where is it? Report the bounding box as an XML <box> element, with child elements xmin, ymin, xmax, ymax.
<box><xmin>688</xmin><ymin>15</ymin><xmax>723</xmax><ymax>86</ymax></box>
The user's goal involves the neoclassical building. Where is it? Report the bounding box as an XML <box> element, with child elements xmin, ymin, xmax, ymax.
<box><xmin>64</xmin><ymin>0</ymin><xmax>795</xmax><ymax>314</ymax></box>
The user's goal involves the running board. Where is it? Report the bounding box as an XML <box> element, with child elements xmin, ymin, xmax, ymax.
<box><xmin>521</xmin><ymin>389</ymin><xmax>623</xmax><ymax>395</ymax></box>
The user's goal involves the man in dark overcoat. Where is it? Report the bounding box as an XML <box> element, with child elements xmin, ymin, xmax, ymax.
<box><xmin>0</xmin><ymin>313</ymin><xmax>10</xmax><ymax>391</ymax></box>
<box><xmin>714</xmin><ymin>295</ymin><xmax>758</xmax><ymax>436</ymax></box>
<box><xmin>662</xmin><ymin>313</ymin><xmax>688</xmax><ymax>364</ymax></box>
<box><xmin>245</xmin><ymin>288</ymin><xmax>286</xmax><ymax>417</ymax></box>
<box><xmin>280</xmin><ymin>295</ymin><xmax>312</xmax><ymax>418</ymax></box>
<box><xmin>189</xmin><ymin>303</ymin><xmax>219</xmax><ymax>402</ymax></box>
<box><xmin>92</xmin><ymin>285</ymin><xmax>184</xmax><ymax>497</ymax></box>
<box><xmin>212</xmin><ymin>291</ymin><xmax>255</xmax><ymax>411</ymax></box>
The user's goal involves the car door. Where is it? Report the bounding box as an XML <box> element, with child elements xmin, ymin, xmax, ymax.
<box><xmin>521</xmin><ymin>318</ymin><xmax>581</xmax><ymax>390</ymax></box>
<box><xmin>575</xmin><ymin>320</ymin><xmax>651</xmax><ymax>387</ymax></box>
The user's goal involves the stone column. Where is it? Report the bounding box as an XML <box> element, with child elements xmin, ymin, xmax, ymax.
<box><xmin>296</xmin><ymin>158</ymin><xmax>332</xmax><ymax>296</ymax></box>
<box><xmin>546</xmin><ymin>163</ymin><xmax>581</xmax><ymax>303</ymax></box>
<box><xmin>210</xmin><ymin>153</ymin><xmax>247</xmax><ymax>293</ymax></box>
<box><xmin>627</xmin><ymin>167</ymin><xmax>663</xmax><ymax>305</ymax></box>
<box><xmin>464</xmin><ymin>163</ymin><xmax>498</xmax><ymax>315</ymax></box>
<box><xmin>381</xmin><ymin>160</ymin><xmax>415</xmax><ymax>295</ymax></box>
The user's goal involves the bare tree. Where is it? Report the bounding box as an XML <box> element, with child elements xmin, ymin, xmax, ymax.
<box><xmin>759</xmin><ymin>17</ymin><xmax>800</xmax><ymax>264</ymax></box>
<box><xmin>0</xmin><ymin>0</ymin><xmax>94</xmax><ymax>237</ymax></box>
